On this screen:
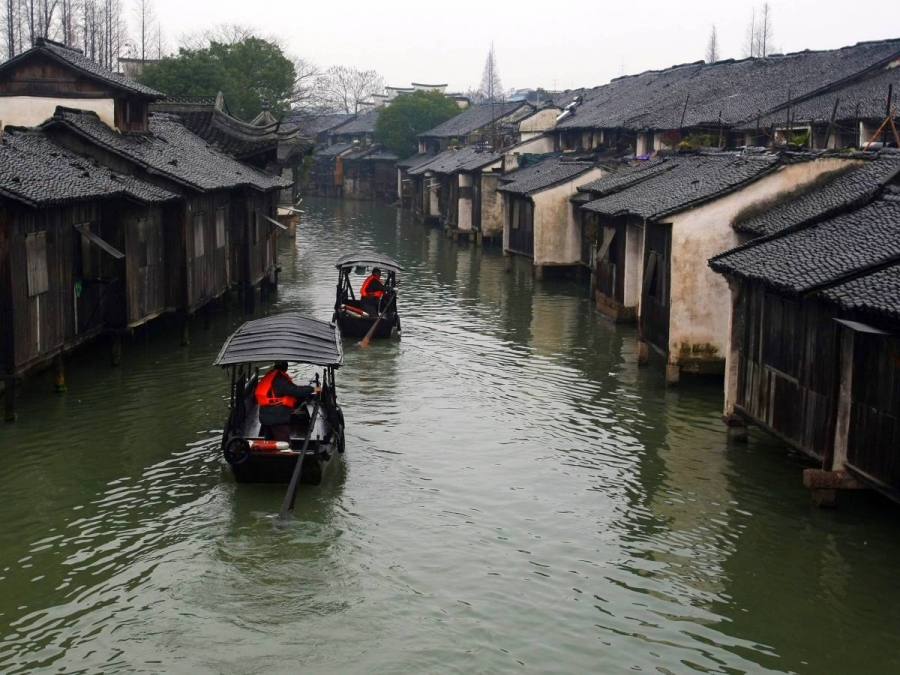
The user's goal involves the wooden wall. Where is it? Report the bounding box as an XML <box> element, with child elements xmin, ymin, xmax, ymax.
<box><xmin>846</xmin><ymin>331</ymin><xmax>900</xmax><ymax>489</ymax></box>
<box><xmin>183</xmin><ymin>192</ymin><xmax>230</xmax><ymax>313</ymax></box>
<box><xmin>640</xmin><ymin>221</ymin><xmax>671</xmax><ymax>355</ymax></box>
<box><xmin>735</xmin><ymin>283</ymin><xmax>839</xmax><ymax>460</ymax></box>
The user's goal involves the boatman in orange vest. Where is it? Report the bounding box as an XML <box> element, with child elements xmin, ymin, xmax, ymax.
<box><xmin>255</xmin><ymin>361</ymin><xmax>318</xmax><ymax>442</ymax></box>
<box><xmin>360</xmin><ymin>267</ymin><xmax>390</xmax><ymax>300</ymax></box>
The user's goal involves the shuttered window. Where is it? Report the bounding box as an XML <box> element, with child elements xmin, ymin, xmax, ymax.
<box><xmin>215</xmin><ymin>207</ymin><xmax>226</xmax><ymax>249</ymax></box>
<box><xmin>193</xmin><ymin>212</ymin><xmax>205</xmax><ymax>258</ymax></box>
<box><xmin>26</xmin><ymin>232</ymin><xmax>49</xmax><ymax>297</ymax></box>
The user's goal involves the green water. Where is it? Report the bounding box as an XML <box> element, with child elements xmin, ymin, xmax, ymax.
<box><xmin>1</xmin><ymin>198</ymin><xmax>898</xmax><ymax>674</ymax></box>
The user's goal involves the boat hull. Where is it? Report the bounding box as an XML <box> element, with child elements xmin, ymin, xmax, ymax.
<box><xmin>335</xmin><ymin>311</ymin><xmax>400</xmax><ymax>339</ymax></box>
<box><xmin>230</xmin><ymin>440</ymin><xmax>341</xmax><ymax>485</ymax></box>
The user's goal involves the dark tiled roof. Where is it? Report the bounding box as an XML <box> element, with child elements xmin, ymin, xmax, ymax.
<box><xmin>577</xmin><ymin>156</ymin><xmax>676</xmax><ymax>195</ymax></box>
<box><xmin>152</xmin><ymin>94</ymin><xmax>309</xmax><ymax>160</ymax></box>
<box><xmin>46</xmin><ymin>108</ymin><xmax>290</xmax><ymax>193</ymax></box>
<box><xmin>362</xmin><ymin>147</ymin><xmax>400</xmax><ymax>161</ymax></box>
<box><xmin>0</xmin><ymin>127</ymin><xmax>177</xmax><ymax>207</ymax></box>
<box><xmin>498</xmin><ymin>158</ymin><xmax>597</xmax><ymax>196</ymax></box>
<box><xmin>709</xmin><ymin>195</ymin><xmax>900</xmax><ymax>295</ymax></box>
<box><xmin>820</xmin><ymin>260</ymin><xmax>900</xmax><ymax>321</ymax></box>
<box><xmin>286</xmin><ymin>112</ymin><xmax>351</xmax><ymax>136</ymax></box>
<box><xmin>737</xmin><ymin>63</ymin><xmax>900</xmax><ymax>130</ymax></box>
<box><xmin>499</xmin><ymin>154</ymin><xmax>562</xmax><ymax>183</ymax></box>
<box><xmin>397</xmin><ymin>152</ymin><xmax>435</xmax><ymax>169</ymax></box>
<box><xmin>581</xmin><ymin>152</ymin><xmax>781</xmax><ymax>219</ymax></box>
<box><xmin>456</xmin><ymin>149</ymin><xmax>504</xmax><ymax>172</ymax></box>
<box><xmin>419</xmin><ymin>101</ymin><xmax>529</xmax><ymax>138</ymax></box>
<box><xmin>316</xmin><ymin>142</ymin><xmax>355</xmax><ymax>157</ymax></box>
<box><xmin>557</xmin><ymin>40</ymin><xmax>900</xmax><ymax>132</ymax></box>
<box><xmin>331</xmin><ymin>109</ymin><xmax>381</xmax><ymax>135</ymax></box>
<box><xmin>0</xmin><ymin>39</ymin><xmax>163</xmax><ymax>98</ymax></box>
<box><xmin>734</xmin><ymin>155</ymin><xmax>900</xmax><ymax>236</ymax></box>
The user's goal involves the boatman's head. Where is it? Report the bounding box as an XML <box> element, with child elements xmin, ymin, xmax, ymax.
<box><xmin>274</xmin><ymin>361</ymin><xmax>289</xmax><ymax>372</ymax></box>
<box><xmin>371</xmin><ymin>267</ymin><xmax>382</xmax><ymax>278</ymax></box>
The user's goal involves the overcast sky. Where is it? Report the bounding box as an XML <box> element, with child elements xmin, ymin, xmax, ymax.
<box><xmin>155</xmin><ymin>0</ymin><xmax>897</xmax><ymax>93</ymax></box>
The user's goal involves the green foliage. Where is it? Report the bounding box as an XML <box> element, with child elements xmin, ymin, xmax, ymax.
<box><xmin>138</xmin><ymin>37</ymin><xmax>296</xmax><ymax>121</ymax></box>
<box><xmin>374</xmin><ymin>91</ymin><xmax>461</xmax><ymax>159</ymax></box>
<box><xmin>677</xmin><ymin>132</ymin><xmax>717</xmax><ymax>149</ymax></box>
<box><xmin>785</xmin><ymin>130</ymin><xmax>809</xmax><ymax>147</ymax></box>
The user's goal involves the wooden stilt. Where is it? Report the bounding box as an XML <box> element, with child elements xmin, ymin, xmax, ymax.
<box><xmin>637</xmin><ymin>339</ymin><xmax>649</xmax><ymax>367</ymax></box>
<box><xmin>181</xmin><ymin>316</ymin><xmax>191</xmax><ymax>347</ymax></box>
<box><xmin>110</xmin><ymin>334</ymin><xmax>122</xmax><ymax>366</ymax></box>
<box><xmin>504</xmin><ymin>253</ymin><xmax>512</xmax><ymax>272</ymax></box>
<box><xmin>203</xmin><ymin>303</ymin><xmax>212</xmax><ymax>330</ymax></box>
<box><xmin>3</xmin><ymin>377</ymin><xmax>15</xmax><ymax>423</ymax></box>
<box><xmin>54</xmin><ymin>353</ymin><xmax>67</xmax><ymax>393</ymax></box>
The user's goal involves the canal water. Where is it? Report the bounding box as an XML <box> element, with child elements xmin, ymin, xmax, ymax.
<box><xmin>1</xmin><ymin>198</ymin><xmax>899</xmax><ymax>674</ymax></box>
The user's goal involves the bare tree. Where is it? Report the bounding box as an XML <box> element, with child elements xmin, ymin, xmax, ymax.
<box><xmin>314</xmin><ymin>65</ymin><xmax>384</xmax><ymax>114</ymax></box>
<box><xmin>743</xmin><ymin>7</ymin><xmax>756</xmax><ymax>57</ymax></box>
<box><xmin>706</xmin><ymin>24</ymin><xmax>719</xmax><ymax>63</ymax></box>
<box><xmin>3</xmin><ymin>0</ymin><xmax>18</xmax><ymax>57</ymax></box>
<box><xmin>755</xmin><ymin>2</ymin><xmax>774</xmax><ymax>57</ymax></box>
<box><xmin>479</xmin><ymin>42</ymin><xmax>502</xmax><ymax>101</ymax></box>
<box><xmin>132</xmin><ymin>0</ymin><xmax>155</xmax><ymax>61</ymax></box>
<box><xmin>178</xmin><ymin>22</ymin><xmax>255</xmax><ymax>50</ymax></box>
<box><xmin>288</xmin><ymin>56</ymin><xmax>319</xmax><ymax>109</ymax></box>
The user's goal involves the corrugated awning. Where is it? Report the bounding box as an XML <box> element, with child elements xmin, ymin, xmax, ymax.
<box><xmin>256</xmin><ymin>211</ymin><xmax>288</xmax><ymax>231</ymax></box>
<box><xmin>335</xmin><ymin>252</ymin><xmax>405</xmax><ymax>272</ymax></box>
<box><xmin>74</xmin><ymin>224</ymin><xmax>124</xmax><ymax>260</ymax></box>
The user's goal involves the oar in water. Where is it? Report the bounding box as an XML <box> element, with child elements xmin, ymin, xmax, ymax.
<box><xmin>359</xmin><ymin>294</ymin><xmax>396</xmax><ymax>348</ymax></box>
<box><xmin>277</xmin><ymin>392</ymin><xmax>321</xmax><ymax>521</ymax></box>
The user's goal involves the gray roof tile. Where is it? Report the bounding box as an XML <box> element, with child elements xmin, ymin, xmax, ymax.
<box><xmin>709</xmin><ymin>195</ymin><xmax>900</xmax><ymax>295</ymax></box>
<box><xmin>419</xmin><ymin>101</ymin><xmax>529</xmax><ymax>138</ymax></box>
<box><xmin>0</xmin><ymin>127</ymin><xmax>177</xmax><ymax>206</ymax></box>
<box><xmin>46</xmin><ymin>108</ymin><xmax>290</xmax><ymax>192</ymax></box>
<box><xmin>498</xmin><ymin>158</ymin><xmax>597</xmax><ymax>195</ymax></box>
<box><xmin>581</xmin><ymin>152</ymin><xmax>780</xmax><ymax>219</ymax></box>
<box><xmin>734</xmin><ymin>154</ymin><xmax>900</xmax><ymax>236</ymax></box>
<box><xmin>820</xmin><ymin>260</ymin><xmax>900</xmax><ymax>321</ymax></box>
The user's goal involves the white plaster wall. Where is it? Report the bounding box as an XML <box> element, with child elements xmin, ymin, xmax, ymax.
<box><xmin>518</xmin><ymin>108</ymin><xmax>560</xmax><ymax>135</ymax></box>
<box><xmin>481</xmin><ymin>173</ymin><xmax>504</xmax><ymax>237</ymax></box>
<box><xmin>501</xmin><ymin>192</ymin><xmax>510</xmax><ymax>250</ymax></box>
<box><xmin>510</xmin><ymin>134</ymin><xmax>554</xmax><ymax>155</ymax></box>
<box><xmin>0</xmin><ymin>96</ymin><xmax>115</xmax><ymax>130</ymax></box>
<box><xmin>458</xmin><ymin>173</ymin><xmax>473</xmax><ymax>231</ymax></box>
<box><xmin>428</xmin><ymin>175</ymin><xmax>439</xmax><ymax>216</ymax></box>
<box><xmin>533</xmin><ymin>167</ymin><xmax>607</xmax><ymax>265</ymax></box>
<box><xmin>666</xmin><ymin>157</ymin><xmax>861</xmax><ymax>365</ymax></box>
<box><xmin>624</xmin><ymin>220</ymin><xmax>644</xmax><ymax>307</ymax></box>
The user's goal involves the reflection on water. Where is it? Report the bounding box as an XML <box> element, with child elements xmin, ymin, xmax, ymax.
<box><xmin>1</xmin><ymin>198</ymin><xmax>899</xmax><ymax>674</ymax></box>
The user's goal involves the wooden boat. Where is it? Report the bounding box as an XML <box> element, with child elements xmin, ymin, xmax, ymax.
<box><xmin>214</xmin><ymin>313</ymin><xmax>345</xmax><ymax>485</ymax></box>
<box><xmin>332</xmin><ymin>252</ymin><xmax>405</xmax><ymax>340</ymax></box>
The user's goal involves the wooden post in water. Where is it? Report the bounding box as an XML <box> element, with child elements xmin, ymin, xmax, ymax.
<box><xmin>636</xmin><ymin>339</ymin><xmax>649</xmax><ymax>367</ymax></box>
<box><xmin>504</xmin><ymin>252</ymin><xmax>512</xmax><ymax>273</ymax></box>
<box><xmin>181</xmin><ymin>315</ymin><xmax>191</xmax><ymax>347</ymax></box>
<box><xmin>54</xmin><ymin>353</ymin><xmax>67</xmax><ymax>393</ymax></box>
<box><xmin>3</xmin><ymin>377</ymin><xmax>15</xmax><ymax>422</ymax></box>
<box><xmin>110</xmin><ymin>334</ymin><xmax>122</xmax><ymax>366</ymax></box>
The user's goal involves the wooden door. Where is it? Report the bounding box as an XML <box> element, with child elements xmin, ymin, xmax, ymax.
<box><xmin>640</xmin><ymin>221</ymin><xmax>671</xmax><ymax>355</ymax></box>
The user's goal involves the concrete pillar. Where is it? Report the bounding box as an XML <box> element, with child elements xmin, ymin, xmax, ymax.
<box><xmin>723</xmin><ymin>280</ymin><xmax>742</xmax><ymax>417</ymax></box>
<box><xmin>637</xmin><ymin>339</ymin><xmax>649</xmax><ymax>367</ymax></box>
<box><xmin>3</xmin><ymin>377</ymin><xmax>16</xmax><ymax>423</ymax></box>
<box><xmin>533</xmin><ymin>264</ymin><xmax>544</xmax><ymax>281</ymax></box>
<box><xmin>54</xmin><ymin>353</ymin><xmax>67</xmax><ymax>393</ymax></box>
<box><xmin>110</xmin><ymin>334</ymin><xmax>123</xmax><ymax>366</ymax></box>
<box><xmin>665</xmin><ymin>363</ymin><xmax>680</xmax><ymax>386</ymax></box>
<box><xmin>475</xmin><ymin>231</ymin><xmax>483</xmax><ymax>247</ymax></box>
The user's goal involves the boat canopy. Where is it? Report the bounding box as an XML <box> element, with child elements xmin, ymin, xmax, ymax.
<box><xmin>214</xmin><ymin>313</ymin><xmax>344</xmax><ymax>368</ymax></box>
<box><xmin>335</xmin><ymin>252</ymin><xmax>405</xmax><ymax>273</ymax></box>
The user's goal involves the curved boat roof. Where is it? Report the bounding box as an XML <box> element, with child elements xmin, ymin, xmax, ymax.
<box><xmin>335</xmin><ymin>252</ymin><xmax>405</xmax><ymax>272</ymax></box>
<box><xmin>214</xmin><ymin>313</ymin><xmax>343</xmax><ymax>367</ymax></box>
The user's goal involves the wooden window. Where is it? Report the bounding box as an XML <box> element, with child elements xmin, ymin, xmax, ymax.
<box><xmin>26</xmin><ymin>232</ymin><xmax>49</xmax><ymax>296</ymax></box>
<box><xmin>193</xmin><ymin>212</ymin><xmax>205</xmax><ymax>258</ymax></box>
<box><xmin>762</xmin><ymin>293</ymin><xmax>801</xmax><ymax>379</ymax></box>
<box><xmin>215</xmin><ymin>207</ymin><xmax>226</xmax><ymax>249</ymax></box>
<box><xmin>646</xmin><ymin>252</ymin><xmax>667</xmax><ymax>307</ymax></box>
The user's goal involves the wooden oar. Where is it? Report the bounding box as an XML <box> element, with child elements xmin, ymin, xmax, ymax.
<box><xmin>277</xmin><ymin>394</ymin><xmax>321</xmax><ymax>520</ymax></box>
<box><xmin>359</xmin><ymin>294</ymin><xmax>396</xmax><ymax>348</ymax></box>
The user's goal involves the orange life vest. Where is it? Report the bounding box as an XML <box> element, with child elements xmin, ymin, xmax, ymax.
<box><xmin>255</xmin><ymin>370</ymin><xmax>298</xmax><ymax>408</ymax></box>
<box><xmin>360</xmin><ymin>274</ymin><xmax>384</xmax><ymax>298</ymax></box>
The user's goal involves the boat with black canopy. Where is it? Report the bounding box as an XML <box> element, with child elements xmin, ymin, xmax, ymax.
<box><xmin>333</xmin><ymin>252</ymin><xmax>405</xmax><ymax>340</ymax></box>
<box><xmin>214</xmin><ymin>312</ymin><xmax>345</xmax><ymax>485</ymax></box>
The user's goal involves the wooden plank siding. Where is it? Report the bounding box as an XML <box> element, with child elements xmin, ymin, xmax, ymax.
<box><xmin>507</xmin><ymin>195</ymin><xmax>534</xmax><ymax>257</ymax></box>
<box><xmin>735</xmin><ymin>283</ymin><xmax>839</xmax><ymax>460</ymax></box>
<box><xmin>0</xmin><ymin>57</ymin><xmax>110</xmax><ymax>97</ymax></box>
<box><xmin>640</xmin><ymin>221</ymin><xmax>671</xmax><ymax>355</ymax></box>
<box><xmin>184</xmin><ymin>192</ymin><xmax>230</xmax><ymax>313</ymax></box>
<box><xmin>846</xmin><ymin>332</ymin><xmax>900</xmax><ymax>489</ymax></box>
